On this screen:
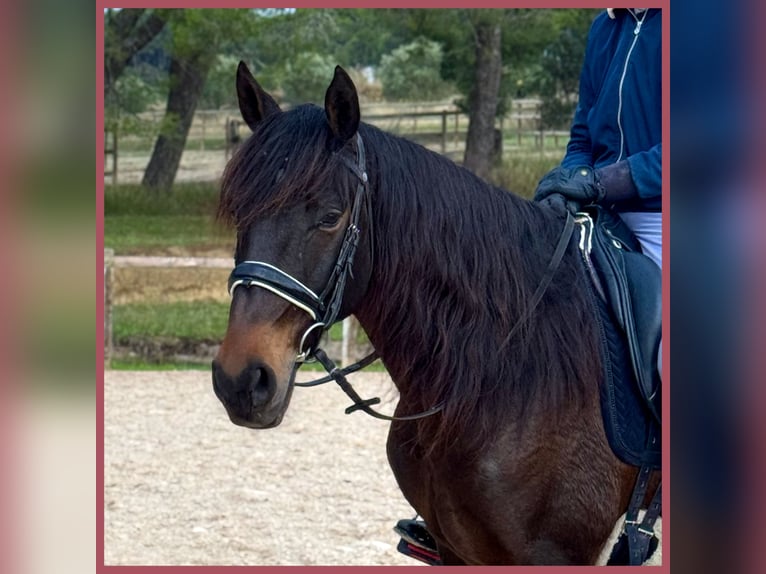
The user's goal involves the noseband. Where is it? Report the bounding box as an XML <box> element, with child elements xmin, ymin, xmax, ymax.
<box><xmin>227</xmin><ymin>132</ymin><xmax>371</xmax><ymax>361</ymax></box>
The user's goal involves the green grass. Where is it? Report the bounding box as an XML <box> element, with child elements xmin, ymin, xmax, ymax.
<box><xmin>105</xmin><ymin>214</ymin><xmax>232</xmax><ymax>253</ymax></box>
<box><xmin>503</xmin><ymin>132</ymin><xmax>571</xmax><ymax>151</ymax></box>
<box><xmin>490</xmin><ymin>152</ymin><xmax>562</xmax><ymax>199</ymax></box>
<box><xmin>113</xmin><ymin>300</ymin><xmax>366</xmax><ymax>343</ymax></box>
<box><xmin>104</xmin><ymin>183</ymin><xmax>233</xmax><ymax>253</ymax></box>
<box><xmin>110</xmin><ymin>358</ymin><xmax>212</xmax><ymax>370</ymax></box>
<box><xmin>118</xmin><ymin>137</ymin><xmax>228</xmax><ymax>154</ymax></box>
<box><xmin>105</xmin><ymin>182</ymin><xmax>220</xmax><ymax>216</ymax></box>
<box><xmin>113</xmin><ymin>301</ymin><xmax>230</xmax><ymax>340</ymax></box>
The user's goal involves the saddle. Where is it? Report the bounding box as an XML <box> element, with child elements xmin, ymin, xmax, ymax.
<box><xmin>577</xmin><ymin>206</ymin><xmax>662</xmax><ymax>566</ymax></box>
<box><xmin>577</xmin><ymin>206</ymin><xmax>661</xmax><ymax>462</ymax></box>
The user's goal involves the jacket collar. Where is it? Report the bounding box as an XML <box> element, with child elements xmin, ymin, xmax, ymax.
<box><xmin>607</xmin><ymin>8</ymin><xmax>652</xmax><ymax>19</ymax></box>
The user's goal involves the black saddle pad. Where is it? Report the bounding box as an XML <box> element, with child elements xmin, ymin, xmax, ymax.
<box><xmin>585</xmin><ymin>206</ymin><xmax>662</xmax><ymax>425</ymax></box>
<box><xmin>589</xmin><ymin>272</ymin><xmax>661</xmax><ymax>468</ymax></box>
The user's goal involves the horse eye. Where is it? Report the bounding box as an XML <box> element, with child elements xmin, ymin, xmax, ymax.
<box><xmin>318</xmin><ymin>210</ymin><xmax>343</xmax><ymax>229</ymax></box>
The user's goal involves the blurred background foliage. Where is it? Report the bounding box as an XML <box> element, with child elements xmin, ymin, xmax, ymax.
<box><xmin>104</xmin><ymin>7</ymin><xmax>598</xmax><ymax>189</ymax></box>
<box><xmin>102</xmin><ymin>7</ymin><xmax>599</xmax><ymax>370</ymax></box>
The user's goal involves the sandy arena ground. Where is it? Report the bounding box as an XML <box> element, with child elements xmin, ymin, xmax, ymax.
<box><xmin>104</xmin><ymin>369</ymin><xmax>661</xmax><ymax>566</ymax></box>
<box><xmin>105</xmin><ymin>369</ymin><xmax>419</xmax><ymax>566</ymax></box>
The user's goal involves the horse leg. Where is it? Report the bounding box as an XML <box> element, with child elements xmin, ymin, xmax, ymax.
<box><xmin>386</xmin><ymin>421</ymin><xmax>430</xmax><ymax>512</ymax></box>
<box><xmin>386</xmin><ymin>422</ymin><xmax>472</xmax><ymax>563</ymax></box>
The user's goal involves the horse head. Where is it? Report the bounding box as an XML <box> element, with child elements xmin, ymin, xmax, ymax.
<box><xmin>212</xmin><ymin>62</ymin><xmax>373</xmax><ymax>428</ymax></box>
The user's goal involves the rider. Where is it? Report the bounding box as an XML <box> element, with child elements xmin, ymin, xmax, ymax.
<box><xmin>534</xmin><ymin>8</ymin><xmax>662</xmax><ymax>269</ymax></box>
<box><xmin>395</xmin><ymin>8</ymin><xmax>662</xmax><ymax>561</ymax></box>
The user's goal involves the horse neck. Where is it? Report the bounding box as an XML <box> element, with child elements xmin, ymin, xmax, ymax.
<box><xmin>353</xmin><ymin>129</ymin><xmax>549</xmax><ymax>390</ymax></box>
<box><xmin>349</xmin><ymin>130</ymin><xmax>603</xmax><ymax>460</ymax></box>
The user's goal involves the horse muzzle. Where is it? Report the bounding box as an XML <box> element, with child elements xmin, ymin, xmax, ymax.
<box><xmin>211</xmin><ymin>359</ymin><xmax>289</xmax><ymax>428</ymax></box>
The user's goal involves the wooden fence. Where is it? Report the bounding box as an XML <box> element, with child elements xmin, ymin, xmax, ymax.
<box><xmin>104</xmin><ymin>100</ymin><xmax>569</xmax><ymax>183</ymax></box>
<box><xmin>103</xmin><ymin>253</ymin><xmax>362</xmax><ymax>368</ymax></box>
<box><xmin>104</xmin><ymin>129</ymin><xmax>118</xmax><ymax>185</ymax></box>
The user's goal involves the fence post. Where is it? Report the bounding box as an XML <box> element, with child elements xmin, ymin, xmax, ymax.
<box><xmin>201</xmin><ymin>113</ymin><xmax>206</xmax><ymax>152</ymax></box>
<box><xmin>454</xmin><ymin>111</ymin><xmax>459</xmax><ymax>149</ymax></box>
<box><xmin>112</xmin><ymin>129</ymin><xmax>118</xmax><ymax>185</ymax></box>
<box><xmin>341</xmin><ymin>317</ymin><xmax>350</xmax><ymax>367</ymax></box>
<box><xmin>498</xmin><ymin>115</ymin><xmax>504</xmax><ymax>160</ymax></box>
<box><xmin>104</xmin><ymin>248</ymin><xmax>114</xmax><ymax>368</ymax></box>
<box><xmin>441</xmin><ymin>110</ymin><xmax>447</xmax><ymax>154</ymax></box>
<box><xmin>104</xmin><ymin>127</ymin><xmax>118</xmax><ymax>185</ymax></box>
<box><xmin>225</xmin><ymin>116</ymin><xmax>230</xmax><ymax>159</ymax></box>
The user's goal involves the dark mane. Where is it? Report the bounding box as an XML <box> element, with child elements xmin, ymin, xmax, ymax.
<box><xmin>219</xmin><ymin>108</ymin><xmax>602</xmax><ymax>458</ymax></box>
<box><xmin>353</xmin><ymin>126</ymin><xmax>601</xmax><ymax>456</ymax></box>
<box><xmin>218</xmin><ymin>105</ymin><xmax>346</xmax><ymax>229</ymax></box>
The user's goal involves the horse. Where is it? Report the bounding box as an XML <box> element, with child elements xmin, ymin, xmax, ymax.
<box><xmin>212</xmin><ymin>61</ymin><xmax>658</xmax><ymax>565</ymax></box>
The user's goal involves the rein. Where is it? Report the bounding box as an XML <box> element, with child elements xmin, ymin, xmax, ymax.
<box><xmin>499</xmin><ymin>211</ymin><xmax>575</xmax><ymax>349</ymax></box>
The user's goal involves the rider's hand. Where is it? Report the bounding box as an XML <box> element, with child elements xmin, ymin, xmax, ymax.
<box><xmin>534</xmin><ymin>161</ymin><xmax>639</xmax><ymax>209</ymax></box>
<box><xmin>536</xmin><ymin>192</ymin><xmax>579</xmax><ymax>216</ymax></box>
<box><xmin>533</xmin><ymin>165</ymin><xmax>605</xmax><ymax>206</ymax></box>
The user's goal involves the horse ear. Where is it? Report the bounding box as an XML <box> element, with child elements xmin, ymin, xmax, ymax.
<box><xmin>236</xmin><ymin>61</ymin><xmax>280</xmax><ymax>131</ymax></box>
<box><xmin>324</xmin><ymin>66</ymin><xmax>360</xmax><ymax>145</ymax></box>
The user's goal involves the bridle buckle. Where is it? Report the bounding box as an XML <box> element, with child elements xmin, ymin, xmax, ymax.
<box><xmin>295</xmin><ymin>322</ymin><xmax>325</xmax><ymax>363</ymax></box>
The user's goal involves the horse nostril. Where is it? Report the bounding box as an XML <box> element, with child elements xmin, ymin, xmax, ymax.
<box><xmin>248</xmin><ymin>365</ymin><xmax>274</xmax><ymax>407</ymax></box>
<box><xmin>212</xmin><ymin>359</ymin><xmax>276</xmax><ymax>413</ymax></box>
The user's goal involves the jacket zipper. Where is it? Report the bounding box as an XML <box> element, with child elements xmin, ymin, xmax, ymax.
<box><xmin>616</xmin><ymin>10</ymin><xmax>647</xmax><ymax>162</ymax></box>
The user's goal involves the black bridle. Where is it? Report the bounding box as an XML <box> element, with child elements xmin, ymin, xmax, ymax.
<box><xmin>226</xmin><ymin>133</ymin><xmax>443</xmax><ymax>422</ymax></box>
<box><xmin>225</xmin><ymin>132</ymin><xmax>576</xmax><ymax>423</ymax></box>
<box><xmin>228</xmin><ymin>132</ymin><xmax>371</xmax><ymax>360</ymax></box>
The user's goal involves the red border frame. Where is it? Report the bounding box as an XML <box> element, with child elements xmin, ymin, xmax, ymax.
<box><xmin>96</xmin><ymin>3</ymin><xmax>670</xmax><ymax>573</ymax></box>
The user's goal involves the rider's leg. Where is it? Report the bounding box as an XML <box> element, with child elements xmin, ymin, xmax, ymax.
<box><xmin>617</xmin><ymin>211</ymin><xmax>662</xmax><ymax>269</ymax></box>
<box><xmin>618</xmin><ymin>211</ymin><xmax>663</xmax><ymax>381</ymax></box>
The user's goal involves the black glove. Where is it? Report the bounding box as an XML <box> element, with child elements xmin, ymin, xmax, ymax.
<box><xmin>596</xmin><ymin>160</ymin><xmax>639</xmax><ymax>205</ymax></box>
<box><xmin>533</xmin><ymin>165</ymin><xmax>605</xmax><ymax>205</ymax></box>
<box><xmin>536</xmin><ymin>192</ymin><xmax>580</xmax><ymax>216</ymax></box>
<box><xmin>534</xmin><ymin>161</ymin><xmax>639</xmax><ymax>210</ymax></box>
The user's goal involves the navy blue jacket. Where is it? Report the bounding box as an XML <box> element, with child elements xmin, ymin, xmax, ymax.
<box><xmin>562</xmin><ymin>9</ymin><xmax>662</xmax><ymax>211</ymax></box>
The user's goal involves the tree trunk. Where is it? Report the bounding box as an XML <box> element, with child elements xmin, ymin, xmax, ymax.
<box><xmin>141</xmin><ymin>53</ymin><xmax>212</xmax><ymax>192</ymax></box>
<box><xmin>104</xmin><ymin>9</ymin><xmax>166</xmax><ymax>102</ymax></box>
<box><xmin>463</xmin><ymin>19</ymin><xmax>502</xmax><ymax>181</ymax></box>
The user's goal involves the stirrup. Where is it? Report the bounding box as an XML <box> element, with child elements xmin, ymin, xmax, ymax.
<box><xmin>394</xmin><ymin>519</ymin><xmax>441</xmax><ymax>565</ymax></box>
<box><xmin>396</xmin><ymin>538</ymin><xmax>442</xmax><ymax>565</ymax></box>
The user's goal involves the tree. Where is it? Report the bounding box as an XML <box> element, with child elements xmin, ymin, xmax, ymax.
<box><xmin>104</xmin><ymin>9</ymin><xmax>167</xmax><ymax>104</ymax></box>
<box><xmin>200</xmin><ymin>55</ymin><xmax>241</xmax><ymax>109</ymax></box>
<box><xmin>463</xmin><ymin>12</ymin><xmax>503</xmax><ymax>179</ymax></box>
<box><xmin>535</xmin><ymin>10</ymin><xmax>598</xmax><ymax>129</ymax></box>
<box><xmin>141</xmin><ymin>10</ymin><xmax>256</xmax><ymax>192</ymax></box>
<box><xmin>378</xmin><ymin>38</ymin><xmax>452</xmax><ymax>101</ymax></box>
<box><xmin>235</xmin><ymin>9</ymin><xmax>342</xmax><ymax>95</ymax></box>
<box><xmin>280</xmin><ymin>52</ymin><xmax>338</xmax><ymax>104</ymax></box>
<box><xmin>372</xmin><ymin>9</ymin><xmax>556</xmax><ymax>179</ymax></box>
<box><xmin>105</xmin><ymin>8</ymin><xmax>592</xmax><ymax>190</ymax></box>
